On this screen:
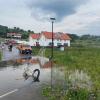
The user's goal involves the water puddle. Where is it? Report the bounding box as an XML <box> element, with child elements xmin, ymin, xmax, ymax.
<box><xmin>0</xmin><ymin>56</ymin><xmax>52</xmax><ymax>96</ymax></box>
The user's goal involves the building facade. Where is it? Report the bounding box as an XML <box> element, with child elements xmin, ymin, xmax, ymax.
<box><xmin>29</xmin><ymin>31</ymin><xmax>71</xmax><ymax>47</ymax></box>
<box><xmin>7</xmin><ymin>33</ymin><xmax>22</xmax><ymax>39</ymax></box>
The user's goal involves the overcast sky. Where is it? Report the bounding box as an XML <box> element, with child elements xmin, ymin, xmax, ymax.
<box><xmin>0</xmin><ymin>0</ymin><xmax>100</xmax><ymax>35</ymax></box>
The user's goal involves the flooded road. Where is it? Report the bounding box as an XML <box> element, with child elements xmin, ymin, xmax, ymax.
<box><xmin>0</xmin><ymin>46</ymin><xmax>52</xmax><ymax>100</ymax></box>
<box><xmin>2</xmin><ymin>45</ymin><xmax>20</xmax><ymax>61</ymax></box>
<box><xmin>0</xmin><ymin>45</ymin><xmax>68</xmax><ymax>100</ymax></box>
<box><xmin>2</xmin><ymin>45</ymin><xmax>33</xmax><ymax>61</ymax></box>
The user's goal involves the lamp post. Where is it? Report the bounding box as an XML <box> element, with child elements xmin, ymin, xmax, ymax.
<box><xmin>50</xmin><ymin>17</ymin><xmax>56</xmax><ymax>91</ymax></box>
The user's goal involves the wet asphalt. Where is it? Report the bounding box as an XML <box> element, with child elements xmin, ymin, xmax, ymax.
<box><xmin>2</xmin><ymin>45</ymin><xmax>20</xmax><ymax>61</ymax></box>
<box><xmin>0</xmin><ymin>45</ymin><xmax>50</xmax><ymax>100</ymax></box>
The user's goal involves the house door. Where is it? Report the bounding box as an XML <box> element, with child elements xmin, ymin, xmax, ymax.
<box><xmin>36</xmin><ymin>42</ymin><xmax>40</xmax><ymax>46</ymax></box>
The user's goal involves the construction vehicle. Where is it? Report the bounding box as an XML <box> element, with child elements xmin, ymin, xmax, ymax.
<box><xmin>17</xmin><ymin>44</ymin><xmax>32</xmax><ymax>54</ymax></box>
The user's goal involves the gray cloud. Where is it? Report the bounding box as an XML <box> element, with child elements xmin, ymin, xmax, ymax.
<box><xmin>27</xmin><ymin>0</ymin><xmax>88</xmax><ymax>21</ymax></box>
<box><xmin>79</xmin><ymin>20</ymin><xmax>100</xmax><ymax>35</ymax></box>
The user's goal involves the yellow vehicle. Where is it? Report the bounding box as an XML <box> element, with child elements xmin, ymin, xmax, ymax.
<box><xmin>17</xmin><ymin>44</ymin><xmax>32</xmax><ymax>54</ymax></box>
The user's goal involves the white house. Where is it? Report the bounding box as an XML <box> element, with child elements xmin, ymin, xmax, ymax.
<box><xmin>29</xmin><ymin>31</ymin><xmax>71</xmax><ymax>47</ymax></box>
<box><xmin>7</xmin><ymin>33</ymin><xmax>22</xmax><ymax>39</ymax></box>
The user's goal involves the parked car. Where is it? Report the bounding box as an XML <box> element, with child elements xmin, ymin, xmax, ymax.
<box><xmin>17</xmin><ymin>44</ymin><xmax>32</xmax><ymax>54</ymax></box>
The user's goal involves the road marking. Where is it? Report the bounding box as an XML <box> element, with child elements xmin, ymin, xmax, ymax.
<box><xmin>0</xmin><ymin>89</ymin><xmax>18</xmax><ymax>99</ymax></box>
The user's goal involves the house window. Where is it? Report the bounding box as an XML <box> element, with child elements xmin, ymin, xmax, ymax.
<box><xmin>57</xmin><ymin>43</ymin><xmax>62</xmax><ymax>48</ymax></box>
<box><xmin>64</xmin><ymin>43</ymin><xmax>68</xmax><ymax>46</ymax></box>
<box><xmin>57</xmin><ymin>43</ymin><xmax>62</xmax><ymax>46</ymax></box>
<box><xmin>49</xmin><ymin>42</ymin><xmax>54</xmax><ymax>46</ymax></box>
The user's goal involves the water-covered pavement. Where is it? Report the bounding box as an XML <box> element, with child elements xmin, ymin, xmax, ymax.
<box><xmin>0</xmin><ymin>45</ymin><xmax>52</xmax><ymax>100</ymax></box>
<box><xmin>2</xmin><ymin>45</ymin><xmax>20</xmax><ymax>61</ymax></box>
<box><xmin>0</xmin><ymin>45</ymin><xmax>69</xmax><ymax>100</ymax></box>
<box><xmin>0</xmin><ymin>57</ymin><xmax>51</xmax><ymax>100</ymax></box>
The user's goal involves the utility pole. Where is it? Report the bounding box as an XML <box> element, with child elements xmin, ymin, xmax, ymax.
<box><xmin>50</xmin><ymin>17</ymin><xmax>56</xmax><ymax>91</ymax></box>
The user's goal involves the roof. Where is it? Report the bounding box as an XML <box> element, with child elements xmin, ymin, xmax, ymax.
<box><xmin>42</xmin><ymin>31</ymin><xmax>57</xmax><ymax>39</ymax></box>
<box><xmin>60</xmin><ymin>33</ymin><xmax>71</xmax><ymax>40</ymax></box>
<box><xmin>42</xmin><ymin>31</ymin><xmax>71</xmax><ymax>40</ymax></box>
<box><xmin>30</xmin><ymin>34</ymin><xmax>40</xmax><ymax>39</ymax></box>
<box><xmin>30</xmin><ymin>32</ymin><xmax>71</xmax><ymax>40</ymax></box>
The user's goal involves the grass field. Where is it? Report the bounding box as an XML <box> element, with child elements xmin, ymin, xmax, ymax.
<box><xmin>32</xmin><ymin>47</ymin><xmax>100</xmax><ymax>100</ymax></box>
<box><xmin>46</xmin><ymin>47</ymin><xmax>100</xmax><ymax>88</ymax></box>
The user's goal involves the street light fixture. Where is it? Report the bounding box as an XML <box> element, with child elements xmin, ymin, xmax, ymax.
<box><xmin>50</xmin><ymin>17</ymin><xmax>56</xmax><ymax>91</ymax></box>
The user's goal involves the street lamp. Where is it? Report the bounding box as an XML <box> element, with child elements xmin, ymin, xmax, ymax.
<box><xmin>50</xmin><ymin>17</ymin><xmax>56</xmax><ymax>91</ymax></box>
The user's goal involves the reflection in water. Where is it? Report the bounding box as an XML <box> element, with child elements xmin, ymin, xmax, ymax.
<box><xmin>0</xmin><ymin>61</ymin><xmax>7</xmax><ymax>68</ymax></box>
<box><xmin>0</xmin><ymin>56</ymin><xmax>52</xmax><ymax>96</ymax></box>
<box><xmin>0</xmin><ymin>56</ymin><xmax>52</xmax><ymax>86</ymax></box>
<box><xmin>0</xmin><ymin>60</ymin><xmax>22</xmax><ymax>69</ymax></box>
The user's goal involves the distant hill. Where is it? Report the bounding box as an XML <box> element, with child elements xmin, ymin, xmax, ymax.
<box><xmin>0</xmin><ymin>25</ymin><xmax>34</xmax><ymax>39</ymax></box>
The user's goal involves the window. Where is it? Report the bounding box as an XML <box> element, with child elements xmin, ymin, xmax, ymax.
<box><xmin>64</xmin><ymin>43</ymin><xmax>68</xmax><ymax>46</ymax></box>
<box><xmin>57</xmin><ymin>43</ymin><xmax>61</xmax><ymax>46</ymax></box>
<box><xmin>57</xmin><ymin>43</ymin><xmax>62</xmax><ymax>48</ymax></box>
<box><xmin>49</xmin><ymin>42</ymin><xmax>54</xmax><ymax>46</ymax></box>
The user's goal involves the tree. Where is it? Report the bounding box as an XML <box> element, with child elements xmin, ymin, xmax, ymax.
<box><xmin>68</xmin><ymin>34</ymin><xmax>79</xmax><ymax>42</ymax></box>
<box><xmin>0</xmin><ymin>25</ymin><xmax>8</xmax><ymax>37</ymax></box>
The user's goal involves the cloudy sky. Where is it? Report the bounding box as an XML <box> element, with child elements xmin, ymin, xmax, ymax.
<box><xmin>0</xmin><ymin>0</ymin><xmax>100</xmax><ymax>35</ymax></box>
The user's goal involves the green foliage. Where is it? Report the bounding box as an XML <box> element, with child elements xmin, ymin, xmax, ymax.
<box><xmin>32</xmin><ymin>47</ymin><xmax>41</xmax><ymax>55</ymax></box>
<box><xmin>42</xmin><ymin>87</ymin><xmax>90</xmax><ymax>100</ymax></box>
<box><xmin>41</xmin><ymin>47</ymin><xmax>100</xmax><ymax>99</ymax></box>
<box><xmin>0</xmin><ymin>25</ymin><xmax>34</xmax><ymax>39</ymax></box>
<box><xmin>68</xmin><ymin>34</ymin><xmax>80</xmax><ymax>42</ymax></box>
<box><xmin>80</xmin><ymin>34</ymin><xmax>99</xmax><ymax>40</ymax></box>
<box><xmin>67</xmin><ymin>89</ymin><xmax>89</xmax><ymax>100</ymax></box>
<box><xmin>0</xmin><ymin>25</ymin><xmax>8</xmax><ymax>37</ymax></box>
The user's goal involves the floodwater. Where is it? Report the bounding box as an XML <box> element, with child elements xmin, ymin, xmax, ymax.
<box><xmin>2</xmin><ymin>45</ymin><xmax>20</xmax><ymax>61</ymax></box>
<box><xmin>0</xmin><ymin>53</ymin><xmax>51</xmax><ymax>100</ymax></box>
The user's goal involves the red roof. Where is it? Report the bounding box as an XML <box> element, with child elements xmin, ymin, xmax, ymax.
<box><xmin>60</xmin><ymin>33</ymin><xmax>71</xmax><ymax>40</ymax></box>
<box><xmin>30</xmin><ymin>32</ymin><xmax>71</xmax><ymax>40</ymax></box>
<box><xmin>42</xmin><ymin>31</ymin><xmax>57</xmax><ymax>39</ymax></box>
<box><xmin>30</xmin><ymin>34</ymin><xmax>40</xmax><ymax>39</ymax></box>
<box><xmin>42</xmin><ymin>31</ymin><xmax>71</xmax><ymax>40</ymax></box>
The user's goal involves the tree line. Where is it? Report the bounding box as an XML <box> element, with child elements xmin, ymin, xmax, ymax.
<box><xmin>68</xmin><ymin>34</ymin><xmax>100</xmax><ymax>42</ymax></box>
<box><xmin>0</xmin><ymin>24</ymin><xmax>99</xmax><ymax>40</ymax></box>
<box><xmin>0</xmin><ymin>25</ymin><xmax>34</xmax><ymax>39</ymax></box>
